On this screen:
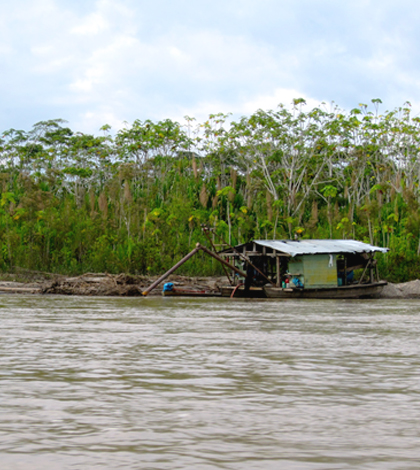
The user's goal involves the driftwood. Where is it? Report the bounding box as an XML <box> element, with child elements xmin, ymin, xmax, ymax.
<box><xmin>0</xmin><ymin>286</ymin><xmax>41</xmax><ymax>294</ymax></box>
<box><xmin>39</xmin><ymin>272</ymin><xmax>224</xmax><ymax>297</ymax></box>
<box><xmin>41</xmin><ymin>273</ymin><xmax>146</xmax><ymax>296</ymax></box>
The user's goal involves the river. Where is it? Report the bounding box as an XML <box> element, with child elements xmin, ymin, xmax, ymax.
<box><xmin>1</xmin><ymin>296</ymin><xmax>420</xmax><ymax>469</ymax></box>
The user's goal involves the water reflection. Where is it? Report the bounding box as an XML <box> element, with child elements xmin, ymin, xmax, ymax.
<box><xmin>1</xmin><ymin>296</ymin><xmax>420</xmax><ymax>469</ymax></box>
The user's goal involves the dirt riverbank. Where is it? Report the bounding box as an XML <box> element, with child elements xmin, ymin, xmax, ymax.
<box><xmin>41</xmin><ymin>273</ymin><xmax>225</xmax><ymax>296</ymax></box>
<box><xmin>0</xmin><ymin>272</ymin><xmax>419</xmax><ymax>298</ymax></box>
<box><xmin>0</xmin><ymin>273</ymin><xmax>225</xmax><ymax>296</ymax></box>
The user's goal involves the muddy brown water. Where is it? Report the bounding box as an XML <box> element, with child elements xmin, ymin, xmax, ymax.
<box><xmin>1</xmin><ymin>296</ymin><xmax>420</xmax><ymax>469</ymax></box>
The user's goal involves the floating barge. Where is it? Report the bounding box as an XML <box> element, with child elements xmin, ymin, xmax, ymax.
<box><xmin>141</xmin><ymin>239</ymin><xmax>389</xmax><ymax>299</ymax></box>
<box><xmin>219</xmin><ymin>239</ymin><xmax>389</xmax><ymax>299</ymax></box>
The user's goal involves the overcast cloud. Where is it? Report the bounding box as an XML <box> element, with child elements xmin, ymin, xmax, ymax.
<box><xmin>1</xmin><ymin>0</ymin><xmax>420</xmax><ymax>133</ymax></box>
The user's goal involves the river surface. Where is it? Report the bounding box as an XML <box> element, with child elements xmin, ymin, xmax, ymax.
<box><xmin>1</xmin><ymin>296</ymin><xmax>420</xmax><ymax>469</ymax></box>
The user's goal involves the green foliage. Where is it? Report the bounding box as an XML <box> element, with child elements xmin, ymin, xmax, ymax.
<box><xmin>0</xmin><ymin>103</ymin><xmax>420</xmax><ymax>280</ymax></box>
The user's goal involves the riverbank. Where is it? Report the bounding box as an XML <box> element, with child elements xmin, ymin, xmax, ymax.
<box><xmin>0</xmin><ymin>272</ymin><xmax>419</xmax><ymax>298</ymax></box>
<box><xmin>0</xmin><ymin>273</ymin><xmax>225</xmax><ymax>296</ymax></box>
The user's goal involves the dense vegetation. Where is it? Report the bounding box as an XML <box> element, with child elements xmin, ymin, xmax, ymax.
<box><xmin>1</xmin><ymin>99</ymin><xmax>420</xmax><ymax>281</ymax></box>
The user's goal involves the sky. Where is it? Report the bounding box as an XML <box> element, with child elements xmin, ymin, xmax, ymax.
<box><xmin>1</xmin><ymin>0</ymin><xmax>420</xmax><ymax>134</ymax></box>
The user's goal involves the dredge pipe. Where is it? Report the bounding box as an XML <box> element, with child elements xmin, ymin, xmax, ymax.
<box><xmin>142</xmin><ymin>247</ymin><xmax>200</xmax><ymax>296</ymax></box>
<box><xmin>196</xmin><ymin>243</ymin><xmax>247</xmax><ymax>278</ymax></box>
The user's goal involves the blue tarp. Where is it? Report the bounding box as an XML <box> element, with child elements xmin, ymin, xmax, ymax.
<box><xmin>163</xmin><ymin>282</ymin><xmax>174</xmax><ymax>292</ymax></box>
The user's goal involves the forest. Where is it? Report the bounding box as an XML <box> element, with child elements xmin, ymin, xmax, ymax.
<box><xmin>1</xmin><ymin>98</ymin><xmax>420</xmax><ymax>282</ymax></box>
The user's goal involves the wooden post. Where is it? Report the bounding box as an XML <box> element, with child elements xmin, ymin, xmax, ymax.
<box><xmin>142</xmin><ymin>247</ymin><xmax>200</xmax><ymax>296</ymax></box>
<box><xmin>209</xmin><ymin>232</ymin><xmax>276</xmax><ymax>286</ymax></box>
<box><xmin>358</xmin><ymin>258</ymin><xmax>371</xmax><ymax>285</ymax></box>
<box><xmin>344</xmin><ymin>256</ymin><xmax>347</xmax><ymax>286</ymax></box>
<box><xmin>276</xmin><ymin>256</ymin><xmax>281</xmax><ymax>287</ymax></box>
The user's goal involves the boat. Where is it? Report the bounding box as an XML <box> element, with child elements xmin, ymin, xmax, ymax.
<box><xmin>141</xmin><ymin>239</ymin><xmax>389</xmax><ymax>299</ymax></box>
<box><xmin>161</xmin><ymin>282</ymin><xmax>221</xmax><ymax>297</ymax></box>
<box><xmin>162</xmin><ymin>288</ymin><xmax>221</xmax><ymax>297</ymax></box>
<box><xmin>220</xmin><ymin>285</ymin><xmax>266</xmax><ymax>298</ymax></box>
<box><xmin>263</xmin><ymin>281</ymin><xmax>387</xmax><ymax>299</ymax></box>
<box><xmin>219</xmin><ymin>239</ymin><xmax>389</xmax><ymax>299</ymax></box>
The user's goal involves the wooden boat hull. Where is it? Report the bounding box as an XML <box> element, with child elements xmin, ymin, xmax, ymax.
<box><xmin>162</xmin><ymin>289</ymin><xmax>221</xmax><ymax>297</ymax></box>
<box><xmin>221</xmin><ymin>286</ymin><xmax>267</xmax><ymax>298</ymax></box>
<box><xmin>264</xmin><ymin>281</ymin><xmax>387</xmax><ymax>299</ymax></box>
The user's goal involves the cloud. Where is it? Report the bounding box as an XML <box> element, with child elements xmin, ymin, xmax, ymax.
<box><xmin>2</xmin><ymin>0</ymin><xmax>420</xmax><ymax>133</ymax></box>
<box><xmin>76</xmin><ymin>108</ymin><xmax>126</xmax><ymax>133</ymax></box>
<box><xmin>240</xmin><ymin>89</ymin><xmax>321</xmax><ymax>115</ymax></box>
<box><xmin>70</xmin><ymin>12</ymin><xmax>109</xmax><ymax>36</ymax></box>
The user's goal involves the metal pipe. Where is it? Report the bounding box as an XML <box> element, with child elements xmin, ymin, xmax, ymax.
<box><xmin>202</xmin><ymin>225</ymin><xmax>232</xmax><ymax>285</ymax></box>
<box><xmin>196</xmin><ymin>243</ymin><xmax>247</xmax><ymax>278</ymax></box>
<box><xmin>142</xmin><ymin>247</ymin><xmax>200</xmax><ymax>296</ymax></box>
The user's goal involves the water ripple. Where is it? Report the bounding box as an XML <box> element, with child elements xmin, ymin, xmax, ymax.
<box><xmin>1</xmin><ymin>296</ymin><xmax>420</xmax><ymax>469</ymax></box>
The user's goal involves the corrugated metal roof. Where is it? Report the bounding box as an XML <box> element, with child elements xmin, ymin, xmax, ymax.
<box><xmin>253</xmin><ymin>239</ymin><xmax>389</xmax><ymax>257</ymax></box>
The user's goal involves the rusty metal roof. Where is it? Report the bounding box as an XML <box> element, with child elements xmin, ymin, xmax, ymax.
<box><xmin>253</xmin><ymin>239</ymin><xmax>389</xmax><ymax>257</ymax></box>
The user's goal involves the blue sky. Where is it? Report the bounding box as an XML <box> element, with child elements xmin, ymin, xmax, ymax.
<box><xmin>1</xmin><ymin>0</ymin><xmax>420</xmax><ymax>134</ymax></box>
